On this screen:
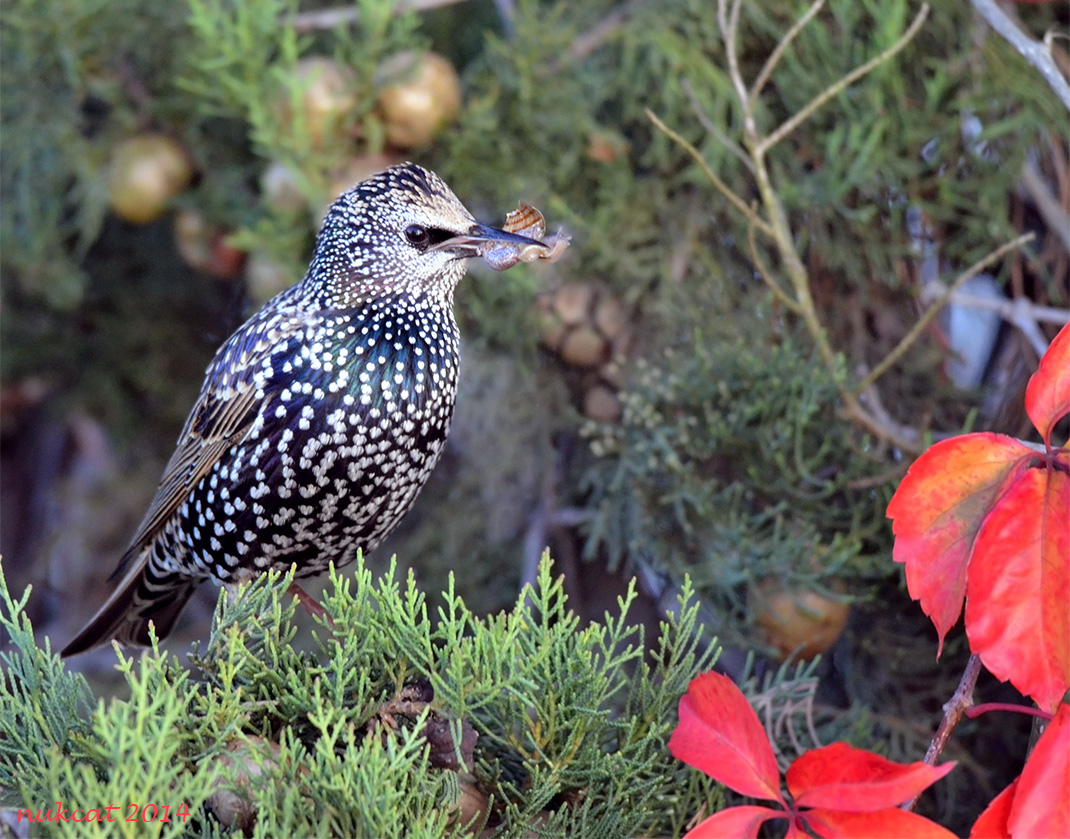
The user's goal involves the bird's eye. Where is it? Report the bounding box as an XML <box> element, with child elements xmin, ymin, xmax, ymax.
<box><xmin>404</xmin><ymin>224</ymin><xmax>431</xmax><ymax>249</ymax></box>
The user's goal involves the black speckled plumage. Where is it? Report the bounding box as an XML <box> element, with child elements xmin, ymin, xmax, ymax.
<box><xmin>62</xmin><ymin>163</ymin><xmax>545</xmax><ymax>656</ymax></box>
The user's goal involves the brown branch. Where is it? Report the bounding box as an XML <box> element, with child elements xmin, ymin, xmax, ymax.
<box><xmin>717</xmin><ymin>0</ymin><xmax>755</xmax><ymax>138</ymax></box>
<box><xmin>756</xmin><ymin>4</ymin><xmax>930</xmax><ymax>157</ymax></box>
<box><xmin>840</xmin><ymin>397</ymin><xmax>921</xmax><ymax>455</ymax></box>
<box><xmin>845</xmin><ymin>462</ymin><xmax>909</xmax><ymax>490</ymax></box>
<box><xmin>749</xmin><ymin>0</ymin><xmax>827</xmax><ymax>102</ymax></box>
<box><xmin>971</xmin><ymin>0</ymin><xmax>1070</xmax><ymax>112</ymax></box>
<box><xmin>747</xmin><ymin>217</ymin><xmax>802</xmax><ymax>312</ymax></box>
<box><xmin>855</xmin><ymin>232</ymin><xmax>1036</xmax><ymax>395</ymax></box>
<box><xmin>903</xmin><ymin>654</ymin><xmax>983</xmax><ymax>812</ymax></box>
<box><xmin>682</xmin><ymin>78</ymin><xmax>754</xmax><ymax>176</ymax></box>
<box><xmin>1021</xmin><ymin>157</ymin><xmax>1070</xmax><ymax>254</ymax></box>
<box><xmin>566</xmin><ymin>0</ymin><xmax>645</xmax><ymax>63</ymax></box>
<box><xmin>922</xmin><ymin>285</ymin><xmax>1070</xmax><ymax>328</ymax></box>
<box><xmin>646</xmin><ymin>109</ymin><xmax>775</xmax><ymax>240</ymax></box>
<box><xmin>920</xmin><ymin>287</ymin><xmax>1065</xmax><ymax>360</ymax></box>
<box><xmin>291</xmin><ymin>0</ymin><xmax>468</xmax><ymax>32</ymax></box>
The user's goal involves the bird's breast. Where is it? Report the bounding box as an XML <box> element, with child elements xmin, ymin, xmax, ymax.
<box><xmin>286</xmin><ymin>296</ymin><xmax>460</xmax><ymax>418</ymax></box>
<box><xmin>169</xmin><ymin>296</ymin><xmax>462</xmax><ymax>580</ymax></box>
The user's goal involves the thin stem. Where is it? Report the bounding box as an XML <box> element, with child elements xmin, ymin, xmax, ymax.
<box><xmin>841</xmin><ymin>400</ymin><xmax>921</xmax><ymax>454</ymax></box>
<box><xmin>922</xmin><ymin>285</ymin><xmax>1070</xmax><ymax>327</ymax></box>
<box><xmin>1021</xmin><ymin>157</ymin><xmax>1070</xmax><ymax>253</ymax></box>
<box><xmin>749</xmin><ymin>134</ymin><xmax>838</xmax><ymax>370</ymax></box>
<box><xmin>682</xmin><ymin>78</ymin><xmax>755</xmax><ymax>176</ymax></box>
<box><xmin>971</xmin><ymin>0</ymin><xmax>1070</xmax><ymax>112</ymax></box>
<box><xmin>903</xmin><ymin>654</ymin><xmax>984</xmax><ymax>812</ymax></box>
<box><xmin>750</xmin><ymin>0</ymin><xmax>827</xmax><ymax>101</ymax></box>
<box><xmin>854</xmin><ymin>232</ymin><xmax>1036</xmax><ymax>395</ymax></box>
<box><xmin>747</xmin><ymin>216</ymin><xmax>802</xmax><ymax>312</ymax></box>
<box><xmin>286</xmin><ymin>581</ymin><xmax>335</xmax><ymax>631</ymax></box>
<box><xmin>756</xmin><ymin>3</ymin><xmax>930</xmax><ymax>157</ymax></box>
<box><xmin>717</xmin><ymin>0</ymin><xmax>755</xmax><ymax>137</ymax></box>
<box><xmin>966</xmin><ymin>702</ymin><xmax>1054</xmax><ymax>721</ymax></box>
<box><xmin>291</xmin><ymin>0</ymin><xmax>467</xmax><ymax>31</ymax></box>
<box><xmin>646</xmin><ymin>109</ymin><xmax>775</xmax><ymax>240</ymax></box>
<box><xmin>565</xmin><ymin>0</ymin><xmax>645</xmax><ymax>63</ymax></box>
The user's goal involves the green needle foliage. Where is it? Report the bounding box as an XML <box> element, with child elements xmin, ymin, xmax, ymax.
<box><xmin>581</xmin><ymin>332</ymin><xmax>888</xmax><ymax>647</ymax></box>
<box><xmin>0</xmin><ymin>554</ymin><xmax>721</xmax><ymax>837</ymax></box>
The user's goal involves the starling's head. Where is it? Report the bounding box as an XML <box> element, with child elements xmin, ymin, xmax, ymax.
<box><xmin>306</xmin><ymin>162</ymin><xmax>542</xmax><ymax>307</ymax></box>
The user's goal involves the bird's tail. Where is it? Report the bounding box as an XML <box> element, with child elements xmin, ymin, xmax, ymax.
<box><xmin>60</xmin><ymin>555</ymin><xmax>199</xmax><ymax>657</ymax></box>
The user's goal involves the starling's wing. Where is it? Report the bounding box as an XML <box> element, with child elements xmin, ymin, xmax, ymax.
<box><xmin>114</xmin><ymin>302</ymin><xmax>306</xmax><ymax>581</ymax></box>
<box><xmin>59</xmin><ymin>382</ymin><xmax>248</xmax><ymax>657</ymax></box>
<box><xmin>61</xmin><ymin>304</ymin><xmax>311</xmax><ymax>657</ymax></box>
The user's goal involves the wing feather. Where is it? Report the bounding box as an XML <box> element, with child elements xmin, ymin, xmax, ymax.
<box><xmin>112</xmin><ymin>292</ymin><xmax>309</xmax><ymax>579</ymax></box>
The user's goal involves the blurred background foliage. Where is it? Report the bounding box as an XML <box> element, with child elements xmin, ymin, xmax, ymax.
<box><xmin>1</xmin><ymin>0</ymin><xmax>1066</xmax><ymax>834</ymax></box>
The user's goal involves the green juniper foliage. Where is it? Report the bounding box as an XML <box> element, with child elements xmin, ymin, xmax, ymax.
<box><xmin>581</xmin><ymin>334</ymin><xmax>887</xmax><ymax>647</ymax></box>
<box><xmin>2</xmin><ymin>0</ymin><xmax>1060</xmax><ymax>365</ymax></box>
<box><xmin>1</xmin><ymin>555</ymin><xmax>721</xmax><ymax>837</ymax></box>
<box><xmin>0</xmin><ymin>0</ymin><xmax>189</xmax><ymax>310</ymax></box>
<box><xmin>0</xmin><ymin>575</ymin><xmax>95</xmax><ymax>800</ymax></box>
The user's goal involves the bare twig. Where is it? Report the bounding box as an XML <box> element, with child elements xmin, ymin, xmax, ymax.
<box><xmin>545</xmin><ymin>0</ymin><xmax>645</xmax><ymax>74</ymax></box>
<box><xmin>746</xmin><ymin>217</ymin><xmax>802</xmax><ymax>312</ymax></box>
<box><xmin>854</xmin><ymin>232</ymin><xmax>1036</xmax><ymax>395</ymax></box>
<box><xmin>750</xmin><ymin>0</ymin><xmax>828</xmax><ymax>101</ymax></box>
<box><xmin>756</xmin><ymin>4</ymin><xmax>930</xmax><ymax>157</ymax></box>
<box><xmin>291</xmin><ymin>0</ymin><xmax>468</xmax><ymax>32</ymax></box>
<box><xmin>566</xmin><ymin>0</ymin><xmax>645</xmax><ymax>63</ymax></box>
<box><xmin>841</xmin><ymin>394</ymin><xmax>922</xmax><ymax>454</ymax></box>
<box><xmin>971</xmin><ymin>0</ymin><xmax>1070</xmax><ymax>112</ymax></box>
<box><xmin>746</xmin><ymin>141</ymin><xmax>839</xmax><ymax>370</ymax></box>
<box><xmin>711</xmin><ymin>0</ymin><xmax>937</xmax><ymax>452</ymax></box>
<box><xmin>846</xmin><ymin>462</ymin><xmax>909</xmax><ymax>490</ymax></box>
<box><xmin>646</xmin><ymin>109</ymin><xmax>775</xmax><ymax>240</ymax></box>
<box><xmin>286</xmin><ymin>581</ymin><xmax>335</xmax><ymax>630</ymax></box>
<box><xmin>716</xmin><ymin>5</ymin><xmax>932</xmax><ymax>375</ymax></box>
<box><xmin>903</xmin><ymin>654</ymin><xmax>984</xmax><ymax>812</ymax></box>
<box><xmin>919</xmin><ymin>283</ymin><xmax>1066</xmax><ymax>360</ymax></box>
<box><xmin>700</xmin><ymin>1</ymin><xmax>1037</xmax><ymax>455</ymax></box>
<box><xmin>717</xmin><ymin>0</ymin><xmax>755</xmax><ymax>137</ymax></box>
<box><xmin>849</xmin><ymin>372</ymin><xmax>924</xmax><ymax>451</ymax></box>
<box><xmin>1021</xmin><ymin>157</ymin><xmax>1070</xmax><ymax>254</ymax></box>
<box><xmin>682</xmin><ymin>79</ymin><xmax>754</xmax><ymax>175</ymax></box>
<box><xmin>1008</xmin><ymin>297</ymin><xmax>1053</xmax><ymax>361</ymax></box>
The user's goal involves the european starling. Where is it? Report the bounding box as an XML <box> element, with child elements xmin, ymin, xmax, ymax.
<box><xmin>62</xmin><ymin>163</ymin><xmax>549</xmax><ymax>656</ymax></box>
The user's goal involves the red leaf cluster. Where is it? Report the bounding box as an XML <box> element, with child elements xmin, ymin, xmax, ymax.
<box><xmin>886</xmin><ymin>322</ymin><xmax>1070</xmax><ymax>837</ymax></box>
<box><xmin>669</xmin><ymin>325</ymin><xmax>1069</xmax><ymax>839</ymax></box>
<box><xmin>887</xmin><ymin>323</ymin><xmax>1070</xmax><ymax>712</ymax></box>
<box><xmin>970</xmin><ymin>704</ymin><xmax>1069</xmax><ymax>838</ymax></box>
<box><xmin>669</xmin><ymin>671</ymin><xmax>956</xmax><ymax>838</ymax></box>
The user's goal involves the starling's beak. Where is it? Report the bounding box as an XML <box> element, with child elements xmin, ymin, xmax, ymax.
<box><xmin>429</xmin><ymin>223</ymin><xmax>545</xmax><ymax>258</ymax></box>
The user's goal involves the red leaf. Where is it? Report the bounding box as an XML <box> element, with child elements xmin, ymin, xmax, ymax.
<box><xmin>802</xmin><ymin>807</ymin><xmax>958</xmax><ymax>839</ymax></box>
<box><xmin>668</xmin><ymin>671</ymin><xmax>783</xmax><ymax>802</ymax></box>
<box><xmin>1024</xmin><ymin>322</ymin><xmax>1070</xmax><ymax>447</ymax></box>
<box><xmin>1008</xmin><ymin>703</ymin><xmax>1070</xmax><ymax>838</ymax></box>
<box><xmin>787</xmin><ymin>742</ymin><xmax>954</xmax><ymax>811</ymax></box>
<box><xmin>970</xmin><ymin>779</ymin><xmax>1017</xmax><ymax>839</ymax></box>
<box><xmin>684</xmin><ymin>805</ymin><xmax>784</xmax><ymax>838</ymax></box>
<box><xmin>965</xmin><ymin>469</ymin><xmax>1070</xmax><ymax>712</ymax></box>
<box><xmin>887</xmin><ymin>432</ymin><xmax>1031</xmax><ymax>654</ymax></box>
